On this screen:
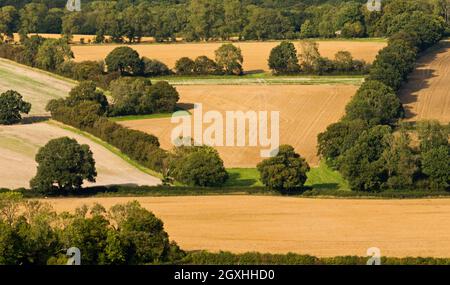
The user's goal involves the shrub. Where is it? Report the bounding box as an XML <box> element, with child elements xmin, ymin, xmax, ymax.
<box><xmin>65</xmin><ymin>81</ymin><xmax>109</xmax><ymax>114</ymax></box>
<box><xmin>215</xmin><ymin>44</ymin><xmax>243</xmax><ymax>75</ymax></box>
<box><xmin>257</xmin><ymin>145</ymin><xmax>310</xmax><ymax>191</ymax></box>
<box><xmin>142</xmin><ymin>57</ymin><xmax>171</xmax><ymax>77</ymax></box>
<box><xmin>193</xmin><ymin>56</ymin><xmax>221</xmax><ymax>75</ymax></box>
<box><xmin>105</xmin><ymin>46</ymin><xmax>142</xmax><ymax>75</ymax></box>
<box><xmin>0</xmin><ymin>90</ymin><xmax>31</xmax><ymax>125</ymax></box>
<box><xmin>169</xmin><ymin>145</ymin><xmax>228</xmax><ymax>187</ymax></box>
<box><xmin>268</xmin><ymin>41</ymin><xmax>300</xmax><ymax>75</ymax></box>
<box><xmin>344</xmin><ymin>80</ymin><xmax>404</xmax><ymax>126</ymax></box>
<box><xmin>175</xmin><ymin>57</ymin><xmax>195</xmax><ymax>75</ymax></box>
<box><xmin>109</xmin><ymin>78</ymin><xmax>179</xmax><ymax>116</ymax></box>
<box><xmin>30</xmin><ymin>137</ymin><xmax>97</xmax><ymax>193</ymax></box>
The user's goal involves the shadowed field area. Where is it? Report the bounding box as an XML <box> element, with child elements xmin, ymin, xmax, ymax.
<box><xmin>400</xmin><ymin>39</ymin><xmax>450</xmax><ymax>123</ymax></box>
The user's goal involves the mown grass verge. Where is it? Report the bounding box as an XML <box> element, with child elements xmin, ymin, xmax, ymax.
<box><xmin>151</xmin><ymin>74</ymin><xmax>365</xmax><ymax>86</ymax></box>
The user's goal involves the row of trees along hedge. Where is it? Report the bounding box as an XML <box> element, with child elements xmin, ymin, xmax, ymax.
<box><xmin>268</xmin><ymin>40</ymin><xmax>370</xmax><ymax>75</ymax></box>
<box><xmin>317</xmin><ymin>5</ymin><xmax>449</xmax><ymax>192</ymax></box>
<box><xmin>0</xmin><ymin>0</ymin><xmax>448</xmax><ymax>43</ymax></box>
<box><xmin>174</xmin><ymin>44</ymin><xmax>244</xmax><ymax>75</ymax></box>
<box><xmin>0</xmin><ymin>193</ymin><xmax>184</xmax><ymax>265</ymax></box>
<box><xmin>47</xmin><ymin>81</ymin><xmax>229</xmax><ymax>187</ymax></box>
<box><xmin>0</xmin><ymin>39</ymin><xmax>245</xmax><ymax>92</ymax></box>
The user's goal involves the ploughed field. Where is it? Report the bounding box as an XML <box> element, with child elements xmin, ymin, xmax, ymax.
<box><xmin>120</xmin><ymin>84</ymin><xmax>358</xmax><ymax>167</ymax></box>
<box><xmin>400</xmin><ymin>39</ymin><xmax>450</xmax><ymax>123</ymax></box>
<box><xmin>70</xmin><ymin>40</ymin><xmax>386</xmax><ymax>72</ymax></box>
<box><xmin>0</xmin><ymin>122</ymin><xmax>161</xmax><ymax>189</ymax></box>
<box><xmin>43</xmin><ymin>195</ymin><xmax>450</xmax><ymax>258</ymax></box>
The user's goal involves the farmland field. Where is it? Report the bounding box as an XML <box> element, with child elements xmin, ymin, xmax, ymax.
<box><xmin>0</xmin><ymin>58</ymin><xmax>74</xmax><ymax>115</ymax></box>
<box><xmin>0</xmin><ymin>122</ymin><xmax>161</xmax><ymax>189</ymax></box>
<box><xmin>400</xmin><ymin>39</ymin><xmax>450</xmax><ymax>123</ymax></box>
<box><xmin>120</xmin><ymin>84</ymin><xmax>358</xmax><ymax>167</ymax></box>
<box><xmin>71</xmin><ymin>40</ymin><xmax>386</xmax><ymax>72</ymax></box>
<box><xmin>43</xmin><ymin>195</ymin><xmax>450</xmax><ymax>258</ymax></box>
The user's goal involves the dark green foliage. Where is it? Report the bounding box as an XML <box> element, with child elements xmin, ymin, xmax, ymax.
<box><xmin>344</xmin><ymin>80</ymin><xmax>404</xmax><ymax>125</ymax></box>
<box><xmin>105</xmin><ymin>46</ymin><xmax>142</xmax><ymax>75</ymax></box>
<box><xmin>175</xmin><ymin>57</ymin><xmax>195</xmax><ymax>75</ymax></box>
<box><xmin>268</xmin><ymin>41</ymin><xmax>300</xmax><ymax>74</ymax></box>
<box><xmin>317</xmin><ymin>119</ymin><xmax>369</xmax><ymax>166</ymax></box>
<box><xmin>338</xmin><ymin>125</ymin><xmax>391</xmax><ymax>191</ymax></box>
<box><xmin>421</xmin><ymin>146</ymin><xmax>450</xmax><ymax>190</ymax></box>
<box><xmin>169</xmin><ymin>145</ymin><xmax>228</xmax><ymax>187</ymax></box>
<box><xmin>381</xmin><ymin>130</ymin><xmax>418</xmax><ymax>189</ymax></box>
<box><xmin>65</xmin><ymin>81</ymin><xmax>109</xmax><ymax>114</ymax></box>
<box><xmin>30</xmin><ymin>137</ymin><xmax>97</xmax><ymax>193</ymax></box>
<box><xmin>142</xmin><ymin>57</ymin><xmax>171</xmax><ymax>77</ymax></box>
<box><xmin>35</xmin><ymin>38</ymin><xmax>73</xmax><ymax>71</ymax></box>
<box><xmin>193</xmin><ymin>56</ymin><xmax>221</xmax><ymax>75</ymax></box>
<box><xmin>0</xmin><ymin>195</ymin><xmax>184</xmax><ymax>265</ymax></box>
<box><xmin>0</xmin><ymin>90</ymin><xmax>31</xmax><ymax>125</ymax></box>
<box><xmin>257</xmin><ymin>145</ymin><xmax>310</xmax><ymax>191</ymax></box>
<box><xmin>215</xmin><ymin>43</ymin><xmax>243</xmax><ymax>75</ymax></box>
<box><xmin>109</xmin><ymin>78</ymin><xmax>179</xmax><ymax>116</ymax></box>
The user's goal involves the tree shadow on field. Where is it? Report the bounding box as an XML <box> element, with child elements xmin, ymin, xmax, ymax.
<box><xmin>225</xmin><ymin>172</ymin><xmax>258</xmax><ymax>187</ymax></box>
<box><xmin>398</xmin><ymin>40</ymin><xmax>450</xmax><ymax>122</ymax></box>
<box><xmin>21</xmin><ymin>115</ymin><xmax>50</xmax><ymax>124</ymax></box>
<box><xmin>245</xmin><ymin>69</ymin><xmax>265</xmax><ymax>75</ymax></box>
<box><xmin>176</xmin><ymin>103</ymin><xmax>195</xmax><ymax>112</ymax></box>
<box><xmin>308</xmin><ymin>183</ymin><xmax>340</xmax><ymax>190</ymax></box>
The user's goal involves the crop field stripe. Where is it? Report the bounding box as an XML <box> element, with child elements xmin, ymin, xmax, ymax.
<box><xmin>46</xmin><ymin>120</ymin><xmax>164</xmax><ymax>180</ymax></box>
<box><xmin>0</xmin><ymin>58</ymin><xmax>77</xmax><ymax>85</ymax></box>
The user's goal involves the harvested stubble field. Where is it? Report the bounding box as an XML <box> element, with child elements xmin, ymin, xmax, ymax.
<box><xmin>43</xmin><ymin>195</ymin><xmax>450</xmax><ymax>258</ymax></box>
<box><xmin>400</xmin><ymin>39</ymin><xmax>450</xmax><ymax>123</ymax></box>
<box><xmin>0</xmin><ymin>122</ymin><xmax>160</xmax><ymax>189</ymax></box>
<box><xmin>0</xmin><ymin>59</ymin><xmax>74</xmax><ymax>115</ymax></box>
<box><xmin>120</xmin><ymin>84</ymin><xmax>358</xmax><ymax>167</ymax></box>
<box><xmin>71</xmin><ymin>40</ymin><xmax>386</xmax><ymax>72</ymax></box>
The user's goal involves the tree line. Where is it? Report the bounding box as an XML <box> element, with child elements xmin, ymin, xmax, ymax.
<box><xmin>317</xmin><ymin>4</ymin><xmax>449</xmax><ymax>192</ymax></box>
<box><xmin>0</xmin><ymin>193</ymin><xmax>184</xmax><ymax>265</ymax></box>
<box><xmin>268</xmin><ymin>40</ymin><xmax>370</xmax><ymax>75</ymax></box>
<box><xmin>0</xmin><ymin>0</ymin><xmax>448</xmax><ymax>43</ymax></box>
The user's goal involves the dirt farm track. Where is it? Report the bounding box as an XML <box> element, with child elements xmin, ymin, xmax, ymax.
<box><xmin>44</xmin><ymin>196</ymin><xmax>450</xmax><ymax>258</ymax></box>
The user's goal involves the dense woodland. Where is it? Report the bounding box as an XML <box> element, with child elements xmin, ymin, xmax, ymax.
<box><xmin>0</xmin><ymin>0</ymin><xmax>448</xmax><ymax>42</ymax></box>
